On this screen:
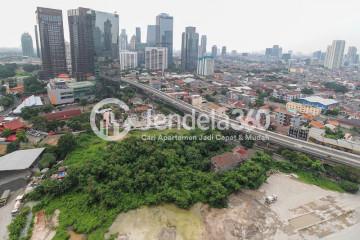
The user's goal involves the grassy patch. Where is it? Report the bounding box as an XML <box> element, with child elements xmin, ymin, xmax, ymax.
<box><xmin>64</xmin><ymin>133</ymin><xmax>106</xmax><ymax>166</ymax></box>
<box><xmin>296</xmin><ymin>171</ymin><xmax>345</xmax><ymax>192</ymax></box>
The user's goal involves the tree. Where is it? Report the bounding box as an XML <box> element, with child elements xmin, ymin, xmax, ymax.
<box><xmin>80</xmin><ymin>99</ymin><xmax>88</xmax><ymax>111</ymax></box>
<box><xmin>301</xmin><ymin>88</ymin><xmax>314</xmax><ymax>94</ymax></box>
<box><xmin>22</xmin><ymin>64</ymin><xmax>40</xmax><ymax>73</ymax></box>
<box><xmin>20</xmin><ymin>107</ymin><xmax>40</xmax><ymax>120</ymax></box>
<box><xmin>41</xmin><ymin>104</ymin><xmax>54</xmax><ymax>113</ymax></box>
<box><xmin>0</xmin><ymin>64</ymin><xmax>16</xmax><ymax>78</ymax></box>
<box><xmin>7</xmin><ymin>141</ymin><xmax>19</xmax><ymax>153</ymax></box>
<box><xmin>24</xmin><ymin>76</ymin><xmax>46</xmax><ymax>94</ymax></box>
<box><xmin>57</xmin><ymin>133</ymin><xmax>76</xmax><ymax>159</ymax></box>
<box><xmin>1</xmin><ymin>128</ymin><xmax>12</xmax><ymax>138</ymax></box>
<box><xmin>339</xmin><ymin>180</ymin><xmax>359</xmax><ymax>193</ymax></box>
<box><xmin>31</xmin><ymin>116</ymin><xmax>48</xmax><ymax>132</ymax></box>
<box><xmin>39</xmin><ymin>153</ymin><xmax>56</xmax><ymax>169</ymax></box>
<box><xmin>16</xmin><ymin>130</ymin><xmax>27</xmax><ymax>142</ymax></box>
<box><xmin>0</xmin><ymin>95</ymin><xmax>15</xmax><ymax>108</ymax></box>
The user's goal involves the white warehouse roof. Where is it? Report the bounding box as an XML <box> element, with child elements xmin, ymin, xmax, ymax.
<box><xmin>13</xmin><ymin>95</ymin><xmax>43</xmax><ymax>114</ymax></box>
<box><xmin>0</xmin><ymin>148</ymin><xmax>45</xmax><ymax>171</ymax></box>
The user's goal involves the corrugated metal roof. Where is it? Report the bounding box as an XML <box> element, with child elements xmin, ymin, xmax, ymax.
<box><xmin>300</xmin><ymin>96</ymin><xmax>338</xmax><ymax>106</ymax></box>
<box><xmin>0</xmin><ymin>148</ymin><xmax>45</xmax><ymax>171</ymax></box>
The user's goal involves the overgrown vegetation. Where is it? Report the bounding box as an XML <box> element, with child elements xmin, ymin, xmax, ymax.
<box><xmin>24</xmin><ymin>76</ymin><xmax>46</xmax><ymax>95</ymax></box>
<box><xmin>301</xmin><ymin>87</ymin><xmax>314</xmax><ymax>95</ymax></box>
<box><xmin>0</xmin><ymin>63</ymin><xmax>17</xmax><ymax>78</ymax></box>
<box><xmin>324</xmin><ymin>127</ymin><xmax>345</xmax><ymax>140</ymax></box>
<box><xmin>7</xmin><ymin>206</ymin><xmax>31</xmax><ymax>240</ymax></box>
<box><xmin>275</xmin><ymin>149</ymin><xmax>359</xmax><ymax>193</ymax></box>
<box><xmin>323</xmin><ymin>82</ymin><xmax>348</xmax><ymax>93</ymax></box>
<box><xmin>0</xmin><ymin>94</ymin><xmax>15</xmax><ymax>108</ymax></box>
<box><xmin>28</xmin><ymin>130</ymin><xmax>270</xmax><ymax>239</ymax></box>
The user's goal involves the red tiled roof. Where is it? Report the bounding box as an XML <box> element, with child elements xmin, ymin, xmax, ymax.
<box><xmin>310</xmin><ymin>120</ymin><xmax>324</xmax><ymax>129</ymax></box>
<box><xmin>44</xmin><ymin>109</ymin><xmax>82</xmax><ymax>121</ymax></box>
<box><xmin>212</xmin><ymin>152</ymin><xmax>243</xmax><ymax>169</ymax></box>
<box><xmin>2</xmin><ymin>119</ymin><xmax>25</xmax><ymax>131</ymax></box>
<box><xmin>6</xmin><ymin>134</ymin><xmax>17</xmax><ymax>142</ymax></box>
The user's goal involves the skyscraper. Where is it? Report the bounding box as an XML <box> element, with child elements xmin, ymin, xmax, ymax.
<box><xmin>93</xmin><ymin>10</ymin><xmax>119</xmax><ymax>59</ymax></box>
<box><xmin>135</xmin><ymin>27</ymin><xmax>141</xmax><ymax>47</ymax></box>
<box><xmin>129</xmin><ymin>35</ymin><xmax>137</xmax><ymax>51</ymax></box>
<box><xmin>197</xmin><ymin>56</ymin><xmax>214</xmax><ymax>76</ymax></box>
<box><xmin>36</xmin><ymin>7</ymin><xmax>67</xmax><ymax>79</ymax></box>
<box><xmin>146</xmin><ymin>25</ymin><xmax>157</xmax><ymax>47</ymax></box>
<box><xmin>34</xmin><ymin>25</ymin><xmax>41</xmax><ymax>58</ymax></box>
<box><xmin>265</xmin><ymin>45</ymin><xmax>283</xmax><ymax>59</ymax></box>
<box><xmin>324</xmin><ymin>40</ymin><xmax>345</xmax><ymax>70</ymax></box>
<box><xmin>211</xmin><ymin>45</ymin><xmax>218</xmax><ymax>58</ymax></box>
<box><xmin>145</xmin><ymin>47</ymin><xmax>168</xmax><ymax>71</ymax></box>
<box><xmin>21</xmin><ymin>33</ymin><xmax>34</xmax><ymax>57</ymax></box>
<box><xmin>65</xmin><ymin>41</ymin><xmax>72</xmax><ymax>74</ymax></box>
<box><xmin>119</xmin><ymin>29</ymin><xmax>128</xmax><ymax>51</ymax></box>
<box><xmin>68</xmin><ymin>7</ymin><xmax>95</xmax><ymax>80</ymax></box>
<box><xmin>156</xmin><ymin>13</ymin><xmax>173</xmax><ymax>66</ymax></box>
<box><xmin>120</xmin><ymin>51</ymin><xmax>138</xmax><ymax>71</ymax></box>
<box><xmin>346</xmin><ymin>46</ymin><xmax>358</xmax><ymax>65</ymax></box>
<box><xmin>181</xmin><ymin>27</ymin><xmax>199</xmax><ymax>72</ymax></box>
<box><xmin>221</xmin><ymin>46</ymin><xmax>227</xmax><ymax>57</ymax></box>
<box><xmin>199</xmin><ymin>35</ymin><xmax>207</xmax><ymax>57</ymax></box>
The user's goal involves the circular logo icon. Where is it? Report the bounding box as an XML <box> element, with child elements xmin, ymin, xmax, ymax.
<box><xmin>90</xmin><ymin>98</ymin><xmax>131</xmax><ymax>141</ymax></box>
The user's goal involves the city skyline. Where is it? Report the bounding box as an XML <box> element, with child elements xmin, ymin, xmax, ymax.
<box><xmin>0</xmin><ymin>0</ymin><xmax>360</xmax><ymax>54</ymax></box>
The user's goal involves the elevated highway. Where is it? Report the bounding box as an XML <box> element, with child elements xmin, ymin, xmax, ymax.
<box><xmin>101</xmin><ymin>75</ymin><xmax>360</xmax><ymax>168</ymax></box>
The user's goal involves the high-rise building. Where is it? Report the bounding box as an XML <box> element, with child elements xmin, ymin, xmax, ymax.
<box><xmin>312</xmin><ymin>50</ymin><xmax>323</xmax><ymax>60</ymax></box>
<box><xmin>129</xmin><ymin>35</ymin><xmax>137</xmax><ymax>51</ymax></box>
<box><xmin>21</xmin><ymin>33</ymin><xmax>34</xmax><ymax>57</ymax></box>
<box><xmin>211</xmin><ymin>45</ymin><xmax>217</xmax><ymax>58</ymax></box>
<box><xmin>199</xmin><ymin>35</ymin><xmax>207</xmax><ymax>57</ymax></box>
<box><xmin>221</xmin><ymin>46</ymin><xmax>227</xmax><ymax>57</ymax></box>
<box><xmin>145</xmin><ymin>47</ymin><xmax>168</xmax><ymax>71</ymax></box>
<box><xmin>272</xmin><ymin>45</ymin><xmax>282</xmax><ymax>58</ymax></box>
<box><xmin>156</xmin><ymin>13</ymin><xmax>173</xmax><ymax>66</ymax></box>
<box><xmin>68</xmin><ymin>7</ymin><xmax>95</xmax><ymax>80</ymax></box>
<box><xmin>197</xmin><ymin>56</ymin><xmax>214</xmax><ymax>76</ymax></box>
<box><xmin>119</xmin><ymin>29</ymin><xmax>128</xmax><ymax>51</ymax></box>
<box><xmin>146</xmin><ymin>25</ymin><xmax>157</xmax><ymax>47</ymax></box>
<box><xmin>265</xmin><ymin>45</ymin><xmax>282</xmax><ymax>58</ymax></box>
<box><xmin>324</xmin><ymin>40</ymin><xmax>345</xmax><ymax>69</ymax></box>
<box><xmin>93</xmin><ymin>10</ymin><xmax>119</xmax><ymax>60</ymax></box>
<box><xmin>36</xmin><ymin>7</ymin><xmax>67</xmax><ymax>79</ymax></box>
<box><xmin>34</xmin><ymin>25</ymin><xmax>41</xmax><ymax>58</ymax></box>
<box><xmin>65</xmin><ymin>41</ymin><xmax>72</xmax><ymax>74</ymax></box>
<box><xmin>135</xmin><ymin>27</ymin><xmax>141</xmax><ymax>47</ymax></box>
<box><xmin>346</xmin><ymin>46</ymin><xmax>358</xmax><ymax>65</ymax></box>
<box><xmin>181</xmin><ymin>26</ymin><xmax>199</xmax><ymax>72</ymax></box>
<box><xmin>120</xmin><ymin>51</ymin><xmax>138</xmax><ymax>71</ymax></box>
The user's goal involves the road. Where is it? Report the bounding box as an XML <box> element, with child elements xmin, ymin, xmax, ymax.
<box><xmin>101</xmin><ymin>75</ymin><xmax>360</xmax><ymax>168</ymax></box>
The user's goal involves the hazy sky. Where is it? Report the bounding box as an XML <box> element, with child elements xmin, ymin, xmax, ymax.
<box><xmin>1</xmin><ymin>0</ymin><xmax>359</xmax><ymax>54</ymax></box>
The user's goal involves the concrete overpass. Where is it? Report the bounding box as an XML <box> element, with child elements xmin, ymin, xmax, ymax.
<box><xmin>101</xmin><ymin>75</ymin><xmax>360</xmax><ymax>168</ymax></box>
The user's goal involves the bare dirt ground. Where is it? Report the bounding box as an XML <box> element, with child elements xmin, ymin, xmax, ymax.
<box><xmin>39</xmin><ymin>134</ymin><xmax>62</xmax><ymax>146</ymax></box>
<box><xmin>106</xmin><ymin>204</ymin><xmax>205</xmax><ymax>240</ymax></box>
<box><xmin>30</xmin><ymin>209</ymin><xmax>59</xmax><ymax>240</ymax></box>
<box><xmin>105</xmin><ymin>173</ymin><xmax>360</xmax><ymax>240</ymax></box>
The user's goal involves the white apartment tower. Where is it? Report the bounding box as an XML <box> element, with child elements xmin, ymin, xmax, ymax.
<box><xmin>324</xmin><ymin>40</ymin><xmax>345</xmax><ymax>69</ymax></box>
<box><xmin>145</xmin><ymin>47</ymin><xmax>168</xmax><ymax>71</ymax></box>
<box><xmin>197</xmin><ymin>56</ymin><xmax>214</xmax><ymax>76</ymax></box>
<box><xmin>119</xmin><ymin>51</ymin><xmax>138</xmax><ymax>71</ymax></box>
